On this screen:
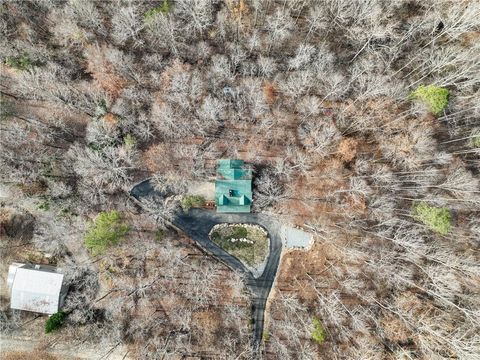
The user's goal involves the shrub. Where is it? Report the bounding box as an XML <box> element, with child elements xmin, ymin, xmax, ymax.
<box><xmin>5</xmin><ymin>55</ymin><xmax>33</xmax><ymax>71</ymax></box>
<box><xmin>412</xmin><ymin>202</ymin><xmax>452</xmax><ymax>235</ymax></box>
<box><xmin>181</xmin><ymin>195</ymin><xmax>205</xmax><ymax>211</ymax></box>
<box><xmin>123</xmin><ymin>134</ymin><xmax>137</xmax><ymax>149</ymax></box>
<box><xmin>262</xmin><ymin>331</ymin><xmax>270</xmax><ymax>342</ymax></box>
<box><xmin>468</xmin><ymin>135</ymin><xmax>480</xmax><ymax>148</ymax></box>
<box><xmin>411</xmin><ymin>85</ymin><xmax>449</xmax><ymax>115</ymax></box>
<box><xmin>84</xmin><ymin>211</ymin><xmax>129</xmax><ymax>256</ymax></box>
<box><xmin>37</xmin><ymin>201</ymin><xmax>50</xmax><ymax>211</ymax></box>
<box><xmin>311</xmin><ymin>317</ymin><xmax>326</xmax><ymax>344</ymax></box>
<box><xmin>144</xmin><ymin>0</ymin><xmax>171</xmax><ymax>22</ymax></box>
<box><xmin>95</xmin><ymin>100</ymin><xmax>108</xmax><ymax>117</ymax></box>
<box><xmin>231</xmin><ymin>226</ymin><xmax>248</xmax><ymax>239</ymax></box>
<box><xmin>45</xmin><ymin>311</ymin><xmax>66</xmax><ymax>333</ymax></box>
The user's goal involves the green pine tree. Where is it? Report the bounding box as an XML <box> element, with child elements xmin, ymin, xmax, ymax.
<box><xmin>411</xmin><ymin>85</ymin><xmax>449</xmax><ymax>115</ymax></box>
<box><xmin>412</xmin><ymin>202</ymin><xmax>452</xmax><ymax>235</ymax></box>
<box><xmin>84</xmin><ymin>211</ymin><xmax>129</xmax><ymax>256</ymax></box>
<box><xmin>45</xmin><ymin>311</ymin><xmax>66</xmax><ymax>334</ymax></box>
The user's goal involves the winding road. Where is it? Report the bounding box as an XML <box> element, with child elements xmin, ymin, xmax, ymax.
<box><xmin>130</xmin><ymin>179</ymin><xmax>283</xmax><ymax>348</ymax></box>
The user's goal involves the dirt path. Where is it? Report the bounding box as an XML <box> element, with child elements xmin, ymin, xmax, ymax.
<box><xmin>187</xmin><ymin>181</ymin><xmax>215</xmax><ymax>200</ymax></box>
<box><xmin>0</xmin><ymin>335</ymin><xmax>130</xmax><ymax>359</ymax></box>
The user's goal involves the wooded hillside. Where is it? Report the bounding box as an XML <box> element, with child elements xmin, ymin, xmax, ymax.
<box><xmin>1</xmin><ymin>1</ymin><xmax>479</xmax><ymax>359</ymax></box>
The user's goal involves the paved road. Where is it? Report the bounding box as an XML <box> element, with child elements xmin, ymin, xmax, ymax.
<box><xmin>130</xmin><ymin>179</ymin><xmax>283</xmax><ymax>348</ymax></box>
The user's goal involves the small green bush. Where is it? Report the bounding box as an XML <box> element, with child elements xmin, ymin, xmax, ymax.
<box><xmin>262</xmin><ymin>331</ymin><xmax>270</xmax><ymax>342</ymax></box>
<box><xmin>5</xmin><ymin>55</ymin><xmax>33</xmax><ymax>71</ymax></box>
<box><xmin>60</xmin><ymin>207</ymin><xmax>78</xmax><ymax>217</ymax></box>
<box><xmin>144</xmin><ymin>0</ymin><xmax>171</xmax><ymax>22</ymax></box>
<box><xmin>95</xmin><ymin>100</ymin><xmax>108</xmax><ymax>117</ymax></box>
<box><xmin>311</xmin><ymin>317</ymin><xmax>326</xmax><ymax>344</ymax></box>
<box><xmin>84</xmin><ymin>211</ymin><xmax>129</xmax><ymax>256</ymax></box>
<box><xmin>123</xmin><ymin>134</ymin><xmax>137</xmax><ymax>149</ymax></box>
<box><xmin>211</xmin><ymin>225</ymin><xmax>248</xmax><ymax>243</ymax></box>
<box><xmin>231</xmin><ymin>226</ymin><xmax>248</xmax><ymax>239</ymax></box>
<box><xmin>45</xmin><ymin>311</ymin><xmax>66</xmax><ymax>334</ymax></box>
<box><xmin>412</xmin><ymin>202</ymin><xmax>452</xmax><ymax>235</ymax></box>
<box><xmin>411</xmin><ymin>85</ymin><xmax>449</xmax><ymax>115</ymax></box>
<box><xmin>468</xmin><ymin>135</ymin><xmax>480</xmax><ymax>148</ymax></box>
<box><xmin>181</xmin><ymin>195</ymin><xmax>205</xmax><ymax>211</ymax></box>
<box><xmin>37</xmin><ymin>201</ymin><xmax>50</xmax><ymax>211</ymax></box>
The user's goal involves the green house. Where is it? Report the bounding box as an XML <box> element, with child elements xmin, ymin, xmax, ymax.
<box><xmin>215</xmin><ymin>159</ymin><xmax>252</xmax><ymax>213</ymax></box>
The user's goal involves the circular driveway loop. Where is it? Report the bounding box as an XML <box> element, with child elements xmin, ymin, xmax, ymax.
<box><xmin>131</xmin><ymin>179</ymin><xmax>283</xmax><ymax>348</ymax></box>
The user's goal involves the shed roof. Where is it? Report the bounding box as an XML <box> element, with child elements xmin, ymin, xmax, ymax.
<box><xmin>9</xmin><ymin>264</ymin><xmax>65</xmax><ymax>314</ymax></box>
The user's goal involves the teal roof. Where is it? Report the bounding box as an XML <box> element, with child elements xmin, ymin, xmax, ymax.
<box><xmin>215</xmin><ymin>159</ymin><xmax>252</xmax><ymax>213</ymax></box>
<box><xmin>217</xmin><ymin>159</ymin><xmax>252</xmax><ymax>180</ymax></box>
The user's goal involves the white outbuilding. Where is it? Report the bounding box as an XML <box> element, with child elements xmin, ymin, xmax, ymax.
<box><xmin>7</xmin><ymin>263</ymin><xmax>68</xmax><ymax>314</ymax></box>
